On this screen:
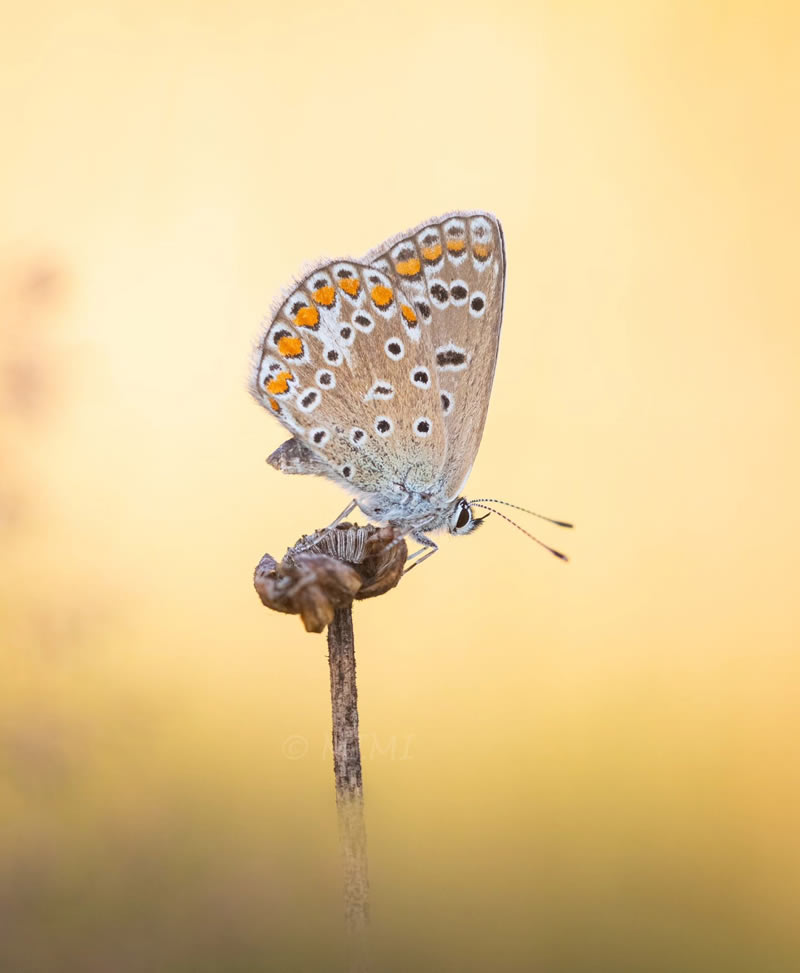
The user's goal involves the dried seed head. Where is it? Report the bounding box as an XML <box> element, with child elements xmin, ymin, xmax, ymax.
<box><xmin>254</xmin><ymin>523</ymin><xmax>406</xmax><ymax>632</ymax></box>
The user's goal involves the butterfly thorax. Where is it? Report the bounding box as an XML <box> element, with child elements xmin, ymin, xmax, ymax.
<box><xmin>356</xmin><ymin>491</ymin><xmax>486</xmax><ymax>546</ymax></box>
<box><xmin>355</xmin><ymin>484</ymin><xmax>453</xmax><ymax>534</ymax></box>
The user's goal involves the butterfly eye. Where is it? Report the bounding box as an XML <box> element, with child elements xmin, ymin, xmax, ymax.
<box><xmin>449</xmin><ymin>499</ymin><xmax>474</xmax><ymax>534</ymax></box>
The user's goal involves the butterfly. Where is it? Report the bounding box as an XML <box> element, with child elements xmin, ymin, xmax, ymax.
<box><xmin>251</xmin><ymin>210</ymin><xmax>570</xmax><ymax>566</ymax></box>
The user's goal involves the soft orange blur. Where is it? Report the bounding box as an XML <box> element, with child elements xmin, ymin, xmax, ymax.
<box><xmin>2</xmin><ymin>1</ymin><xmax>799</xmax><ymax>970</ymax></box>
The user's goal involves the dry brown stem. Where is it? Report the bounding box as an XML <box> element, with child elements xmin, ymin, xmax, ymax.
<box><xmin>255</xmin><ymin>522</ymin><xmax>407</xmax><ymax>970</ymax></box>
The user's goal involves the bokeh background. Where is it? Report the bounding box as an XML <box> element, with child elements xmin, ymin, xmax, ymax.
<box><xmin>2</xmin><ymin>1</ymin><xmax>799</xmax><ymax>970</ymax></box>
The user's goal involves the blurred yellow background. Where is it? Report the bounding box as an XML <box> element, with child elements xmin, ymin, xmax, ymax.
<box><xmin>2</xmin><ymin>1</ymin><xmax>799</xmax><ymax>970</ymax></box>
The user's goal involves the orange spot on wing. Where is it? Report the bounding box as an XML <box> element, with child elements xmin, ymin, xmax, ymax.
<box><xmin>269</xmin><ymin>398</ymin><xmax>280</xmax><ymax>412</ymax></box>
<box><xmin>371</xmin><ymin>284</ymin><xmax>393</xmax><ymax>307</ymax></box>
<box><xmin>396</xmin><ymin>257</ymin><xmax>421</xmax><ymax>277</ymax></box>
<box><xmin>339</xmin><ymin>277</ymin><xmax>361</xmax><ymax>297</ymax></box>
<box><xmin>278</xmin><ymin>335</ymin><xmax>303</xmax><ymax>358</ymax></box>
<box><xmin>401</xmin><ymin>304</ymin><xmax>417</xmax><ymax>323</ymax></box>
<box><xmin>447</xmin><ymin>239</ymin><xmax>466</xmax><ymax>253</ymax></box>
<box><xmin>473</xmin><ymin>243</ymin><xmax>491</xmax><ymax>258</ymax></box>
<box><xmin>295</xmin><ymin>306</ymin><xmax>320</xmax><ymax>328</ymax></box>
<box><xmin>266</xmin><ymin>370</ymin><xmax>293</xmax><ymax>395</ymax></box>
<box><xmin>421</xmin><ymin>244</ymin><xmax>442</xmax><ymax>262</ymax></box>
<box><xmin>313</xmin><ymin>286</ymin><xmax>335</xmax><ymax>306</ymax></box>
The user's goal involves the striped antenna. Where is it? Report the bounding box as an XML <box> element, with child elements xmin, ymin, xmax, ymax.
<box><xmin>471</xmin><ymin>503</ymin><xmax>570</xmax><ymax>561</ymax></box>
<box><xmin>471</xmin><ymin>499</ymin><xmax>573</xmax><ymax>529</ymax></box>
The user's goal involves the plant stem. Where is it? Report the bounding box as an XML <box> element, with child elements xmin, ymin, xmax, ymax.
<box><xmin>328</xmin><ymin>603</ymin><xmax>370</xmax><ymax>966</ymax></box>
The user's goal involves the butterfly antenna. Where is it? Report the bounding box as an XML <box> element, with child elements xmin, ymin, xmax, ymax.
<box><xmin>471</xmin><ymin>499</ymin><xmax>573</xmax><ymax>529</ymax></box>
<box><xmin>471</xmin><ymin>503</ymin><xmax>569</xmax><ymax>561</ymax></box>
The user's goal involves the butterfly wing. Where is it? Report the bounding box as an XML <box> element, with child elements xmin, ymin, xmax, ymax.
<box><xmin>365</xmin><ymin>211</ymin><xmax>506</xmax><ymax>498</ymax></box>
<box><xmin>251</xmin><ymin>259</ymin><xmax>447</xmax><ymax>497</ymax></box>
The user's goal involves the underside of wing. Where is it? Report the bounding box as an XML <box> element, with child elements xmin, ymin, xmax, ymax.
<box><xmin>251</xmin><ymin>259</ymin><xmax>447</xmax><ymax>496</ymax></box>
<box><xmin>365</xmin><ymin>211</ymin><xmax>506</xmax><ymax>498</ymax></box>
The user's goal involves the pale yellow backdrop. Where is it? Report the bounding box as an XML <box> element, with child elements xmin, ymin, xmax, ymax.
<box><xmin>1</xmin><ymin>1</ymin><xmax>798</xmax><ymax>970</ymax></box>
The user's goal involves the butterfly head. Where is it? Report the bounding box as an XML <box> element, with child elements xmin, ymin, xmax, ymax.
<box><xmin>447</xmin><ymin>497</ymin><xmax>489</xmax><ymax>536</ymax></box>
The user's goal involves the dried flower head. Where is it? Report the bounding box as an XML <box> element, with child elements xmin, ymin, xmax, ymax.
<box><xmin>254</xmin><ymin>523</ymin><xmax>407</xmax><ymax>632</ymax></box>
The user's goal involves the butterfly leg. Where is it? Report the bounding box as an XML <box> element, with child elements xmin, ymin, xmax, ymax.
<box><xmin>294</xmin><ymin>499</ymin><xmax>358</xmax><ymax>554</ymax></box>
<box><xmin>403</xmin><ymin>533</ymin><xmax>439</xmax><ymax>573</ymax></box>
